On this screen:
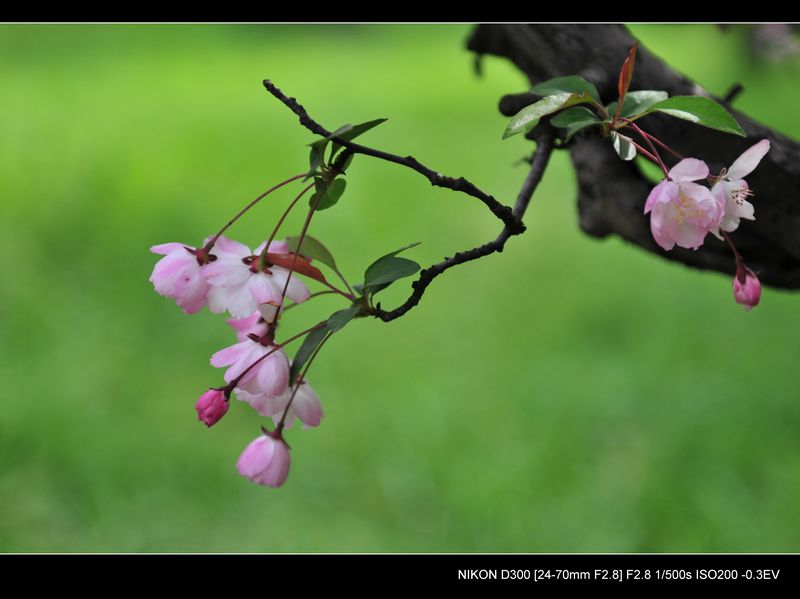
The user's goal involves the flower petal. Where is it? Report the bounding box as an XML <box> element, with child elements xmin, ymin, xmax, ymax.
<box><xmin>726</xmin><ymin>139</ymin><xmax>770</xmax><ymax>181</ymax></box>
<box><xmin>668</xmin><ymin>158</ymin><xmax>709</xmax><ymax>182</ymax></box>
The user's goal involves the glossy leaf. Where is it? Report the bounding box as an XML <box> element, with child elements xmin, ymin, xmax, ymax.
<box><xmin>610</xmin><ymin>131</ymin><xmax>636</xmax><ymax>161</ymax></box>
<box><xmin>503</xmin><ymin>92</ymin><xmax>594</xmax><ymax>139</ymax></box>
<box><xmin>326</xmin><ymin>304</ymin><xmax>361</xmax><ymax>333</ymax></box>
<box><xmin>647</xmin><ymin>96</ymin><xmax>745</xmax><ymax>136</ymax></box>
<box><xmin>307</xmin><ymin>140</ymin><xmax>328</xmax><ymax>180</ymax></box>
<box><xmin>550</xmin><ymin>107</ymin><xmax>602</xmax><ymax>140</ymax></box>
<box><xmin>310</xmin><ymin>177</ymin><xmax>347</xmax><ymax>211</ymax></box>
<box><xmin>531</xmin><ymin>76</ymin><xmax>601</xmax><ymax>104</ymax></box>
<box><xmin>605</xmin><ymin>90</ymin><xmax>668</xmax><ymax>120</ymax></box>
<box><xmin>285</xmin><ymin>235</ymin><xmax>337</xmax><ymax>272</ymax></box>
<box><xmin>290</xmin><ymin>326</ymin><xmax>328</xmax><ymax>383</ymax></box>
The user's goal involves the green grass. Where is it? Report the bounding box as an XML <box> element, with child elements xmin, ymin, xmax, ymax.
<box><xmin>1</xmin><ymin>24</ymin><xmax>799</xmax><ymax>552</ymax></box>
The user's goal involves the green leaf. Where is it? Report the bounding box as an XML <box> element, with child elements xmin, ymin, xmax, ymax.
<box><xmin>329</xmin><ymin>118</ymin><xmax>388</xmax><ymax>161</ymax></box>
<box><xmin>647</xmin><ymin>96</ymin><xmax>745</xmax><ymax>136</ymax></box>
<box><xmin>503</xmin><ymin>92</ymin><xmax>594</xmax><ymax>139</ymax></box>
<box><xmin>605</xmin><ymin>90</ymin><xmax>668</xmax><ymax>120</ymax></box>
<box><xmin>310</xmin><ymin>178</ymin><xmax>347</xmax><ymax>211</ymax></box>
<box><xmin>284</xmin><ymin>235</ymin><xmax>337</xmax><ymax>271</ymax></box>
<box><xmin>364</xmin><ymin>257</ymin><xmax>420</xmax><ymax>292</ymax></box>
<box><xmin>307</xmin><ymin>140</ymin><xmax>328</xmax><ymax>180</ymax></box>
<box><xmin>531</xmin><ymin>76</ymin><xmax>601</xmax><ymax>104</ymax></box>
<box><xmin>362</xmin><ymin>242</ymin><xmax>422</xmax><ymax>295</ymax></box>
<box><xmin>326</xmin><ymin>304</ymin><xmax>361</xmax><ymax>333</ymax></box>
<box><xmin>550</xmin><ymin>107</ymin><xmax>601</xmax><ymax>141</ymax></box>
<box><xmin>290</xmin><ymin>326</ymin><xmax>328</xmax><ymax>383</ymax></box>
<box><xmin>610</xmin><ymin>131</ymin><xmax>636</xmax><ymax>161</ymax></box>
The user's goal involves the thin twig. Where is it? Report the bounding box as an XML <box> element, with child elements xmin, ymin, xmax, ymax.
<box><xmin>374</xmin><ymin>133</ymin><xmax>554</xmax><ymax>322</ymax></box>
<box><xmin>263</xmin><ymin>80</ymin><xmax>523</xmax><ymax>234</ymax></box>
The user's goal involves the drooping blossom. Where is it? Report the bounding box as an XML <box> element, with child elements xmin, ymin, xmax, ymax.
<box><xmin>236</xmin><ymin>432</ymin><xmax>291</xmax><ymax>488</ymax></box>
<box><xmin>733</xmin><ymin>266</ymin><xmax>762</xmax><ymax>310</ymax></box>
<box><xmin>210</xmin><ymin>338</ymin><xmax>290</xmax><ymax>398</ymax></box>
<box><xmin>202</xmin><ymin>239</ymin><xmax>310</xmax><ymax>319</ymax></box>
<box><xmin>712</xmin><ymin>139</ymin><xmax>770</xmax><ymax>236</ymax></box>
<box><xmin>235</xmin><ymin>378</ymin><xmax>323</xmax><ymax>429</ymax></box>
<box><xmin>227</xmin><ymin>311</ymin><xmax>269</xmax><ymax>343</ymax></box>
<box><xmin>150</xmin><ymin>242</ymin><xmax>214</xmax><ymax>314</ymax></box>
<box><xmin>644</xmin><ymin>159</ymin><xmax>724</xmax><ymax>251</ymax></box>
<box><xmin>195</xmin><ymin>388</ymin><xmax>229</xmax><ymax>427</ymax></box>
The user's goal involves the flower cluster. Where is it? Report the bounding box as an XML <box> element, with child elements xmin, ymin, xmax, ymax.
<box><xmin>643</xmin><ymin>139</ymin><xmax>770</xmax><ymax>309</ymax></box>
<box><xmin>150</xmin><ymin>225</ymin><xmax>327</xmax><ymax>488</ymax></box>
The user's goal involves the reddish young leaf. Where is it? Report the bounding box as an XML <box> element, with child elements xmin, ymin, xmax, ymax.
<box><xmin>617</xmin><ymin>44</ymin><xmax>638</xmax><ymax>102</ymax></box>
<box><xmin>266</xmin><ymin>252</ymin><xmax>327</xmax><ymax>284</ymax></box>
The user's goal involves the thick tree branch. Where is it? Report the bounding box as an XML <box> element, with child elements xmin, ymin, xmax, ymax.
<box><xmin>469</xmin><ymin>24</ymin><xmax>800</xmax><ymax>289</ymax></box>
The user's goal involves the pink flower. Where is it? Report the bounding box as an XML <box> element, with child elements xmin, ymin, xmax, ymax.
<box><xmin>150</xmin><ymin>242</ymin><xmax>213</xmax><ymax>314</ymax></box>
<box><xmin>236</xmin><ymin>432</ymin><xmax>291</xmax><ymax>488</ymax></box>
<box><xmin>202</xmin><ymin>239</ymin><xmax>310</xmax><ymax>319</ymax></box>
<box><xmin>227</xmin><ymin>311</ymin><xmax>269</xmax><ymax>343</ymax></box>
<box><xmin>644</xmin><ymin>159</ymin><xmax>724</xmax><ymax>251</ymax></box>
<box><xmin>195</xmin><ymin>388</ymin><xmax>229</xmax><ymax>427</ymax></box>
<box><xmin>733</xmin><ymin>267</ymin><xmax>761</xmax><ymax>310</ymax></box>
<box><xmin>712</xmin><ymin>139</ymin><xmax>770</xmax><ymax>236</ymax></box>
<box><xmin>210</xmin><ymin>338</ymin><xmax>290</xmax><ymax>398</ymax></box>
<box><xmin>235</xmin><ymin>379</ymin><xmax>323</xmax><ymax>429</ymax></box>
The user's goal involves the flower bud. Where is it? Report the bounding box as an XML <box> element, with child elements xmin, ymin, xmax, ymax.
<box><xmin>195</xmin><ymin>388</ymin><xmax>229</xmax><ymax>427</ymax></box>
<box><xmin>733</xmin><ymin>267</ymin><xmax>761</xmax><ymax>310</ymax></box>
<box><xmin>236</xmin><ymin>432</ymin><xmax>291</xmax><ymax>488</ymax></box>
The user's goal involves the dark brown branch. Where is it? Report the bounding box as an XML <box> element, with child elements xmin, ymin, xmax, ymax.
<box><xmin>468</xmin><ymin>24</ymin><xmax>800</xmax><ymax>289</ymax></box>
<box><xmin>263</xmin><ymin>79</ymin><xmax>523</xmax><ymax>235</ymax></box>
<box><xmin>375</xmin><ymin>133</ymin><xmax>554</xmax><ymax>322</ymax></box>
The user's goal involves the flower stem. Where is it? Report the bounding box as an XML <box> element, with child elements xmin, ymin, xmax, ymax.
<box><xmin>628</xmin><ymin>139</ymin><xmax>662</xmax><ymax>167</ymax></box>
<box><xmin>277</xmin><ymin>330</ymin><xmax>333</xmax><ymax>431</ymax></box>
<box><xmin>205</xmin><ymin>173</ymin><xmax>306</xmax><ymax>253</ymax></box>
<box><xmin>721</xmin><ymin>230</ymin><xmax>743</xmax><ymax>264</ymax></box>
<box><xmin>622</xmin><ymin>121</ymin><xmax>669</xmax><ymax>176</ymax></box>
<box><xmin>259</xmin><ymin>182</ymin><xmax>316</xmax><ymax>268</ymax></box>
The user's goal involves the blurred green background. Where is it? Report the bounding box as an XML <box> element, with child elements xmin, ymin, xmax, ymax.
<box><xmin>1</xmin><ymin>24</ymin><xmax>799</xmax><ymax>552</ymax></box>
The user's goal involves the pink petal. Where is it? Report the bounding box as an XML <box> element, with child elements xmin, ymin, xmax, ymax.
<box><xmin>150</xmin><ymin>242</ymin><xmax>188</xmax><ymax>255</ymax></box>
<box><xmin>668</xmin><ymin>158</ymin><xmax>709</xmax><ymax>182</ymax></box>
<box><xmin>292</xmin><ymin>383</ymin><xmax>323</xmax><ymax>428</ymax></box>
<box><xmin>644</xmin><ymin>180</ymin><xmax>676</xmax><ymax>214</ymax></box>
<box><xmin>726</xmin><ymin>139</ymin><xmax>770</xmax><ymax>181</ymax></box>
<box><xmin>202</xmin><ymin>256</ymin><xmax>250</xmax><ymax>287</ymax></box>
<box><xmin>210</xmin><ymin>340</ymin><xmax>250</xmax><ymax>367</ymax></box>
<box><xmin>207</xmin><ymin>236</ymin><xmax>251</xmax><ymax>258</ymax></box>
<box><xmin>248</xmin><ymin>273</ymin><xmax>282</xmax><ymax>305</ymax></box>
<box><xmin>254</xmin><ymin>240</ymin><xmax>290</xmax><ymax>256</ymax></box>
<box><xmin>256</xmin><ymin>351</ymin><xmax>290</xmax><ymax>398</ymax></box>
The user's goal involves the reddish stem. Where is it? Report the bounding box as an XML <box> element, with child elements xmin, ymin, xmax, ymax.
<box><xmin>277</xmin><ymin>330</ymin><xmax>333</xmax><ymax>431</ymax></box>
<box><xmin>205</xmin><ymin>174</ymin><xmax>306</xmax><ymax>253</ymax></box>
<box><xmin>259</xmin><ymin>181</ymin><xmax>316</xmax><ymax>268</ymax></box>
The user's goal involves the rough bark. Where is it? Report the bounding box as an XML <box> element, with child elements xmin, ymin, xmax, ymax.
<box><xmin>468</xmin><ymin>24</ymin><xmax>800</xmax><ymax>289</ymax></box>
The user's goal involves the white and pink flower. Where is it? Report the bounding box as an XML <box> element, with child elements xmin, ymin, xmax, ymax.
<box><xmin>202</xmin><ymin>238</ymin><xmax>310</xmax><ymax>319</ymax></box>
<box><xmin>644</xmin><ymin>158</ymin><xmax>724</xmax><ymax>251</ymax></box>
<box><xmin>236</xmin><ymin>432</ymin><xmax>291</xmax><ymax>488</ymax></box>
<box><xmin>712</xmin><ymin>139</ymin><xmax>770</xmax><ymax>236</ymax></box>
<box><xmin>210</xmin><ymin>338</ymin><xmax>290</xmax><ymax>398</ymax></box>
<box><xmin>149</xmin><ymin>242</ymin><xmax>213</xmax><ymax>314</ymax></box>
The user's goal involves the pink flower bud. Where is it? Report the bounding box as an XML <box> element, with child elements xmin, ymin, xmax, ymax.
<box><xmin>733</xmin><ymin>267</ymin><xmax>761</xmax><ymax>310</ymax></box>
<box><xmin>236</xmin><ymin>432</ymin><xmax>291</xmax><ymax>488</ymax></box>
<box><xmin>195</xmin><ymin>389</ymin><xmax>229</xmax><ymax>427</ymax></box>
